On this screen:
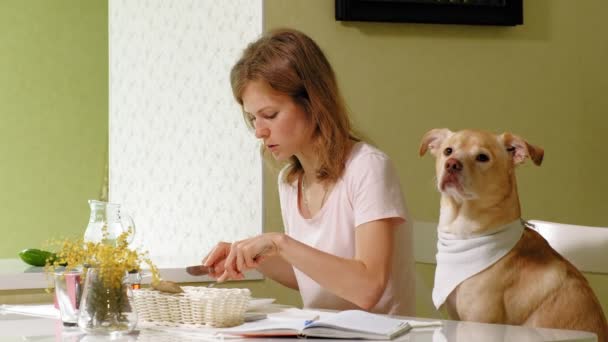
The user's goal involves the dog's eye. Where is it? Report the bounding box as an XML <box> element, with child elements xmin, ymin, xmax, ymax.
<box><xmin>444</xmin><ymin>147</ymin><xmax>453</xmax><ymax>156</ymax></box>
<box><xmin>476</xmin><ymin>153</ymin><xmax>490</xmax><ymax>162</ymax></box>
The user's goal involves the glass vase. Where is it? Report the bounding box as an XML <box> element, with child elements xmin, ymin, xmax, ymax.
<box><xmin>77</xmin><ymin>268</ymin><xmax>137</xmax><ymax>337</ymax></box>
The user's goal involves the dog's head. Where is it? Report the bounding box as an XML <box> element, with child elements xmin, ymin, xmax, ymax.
<box><xmin>419</xmin><ymin>129</ymin><xmax>544</xmax><ymax>204</ymax></box>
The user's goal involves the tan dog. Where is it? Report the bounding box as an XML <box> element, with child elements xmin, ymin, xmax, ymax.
<box><xmin>419</xmin><ymin>128</ymin><xmax>607</xmax><ymax>341</ymax></box>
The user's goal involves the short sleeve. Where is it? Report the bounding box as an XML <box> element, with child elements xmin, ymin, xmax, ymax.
<box><xmin>348</xmin><ymin>152</ymin><xmax>407</xmax><ymax>228</ymax></box>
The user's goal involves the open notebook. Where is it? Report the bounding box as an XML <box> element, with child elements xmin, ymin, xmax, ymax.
<box><xmin>219</xmin><ymin>310</ymin><xmax>440</xmax><ymax>340</ymax></box>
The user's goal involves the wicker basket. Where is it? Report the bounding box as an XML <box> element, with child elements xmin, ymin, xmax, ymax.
<box><xmin>132</xmin><ymin>286</ymin><xmax>251</xmax><ymax>327</ymax></box>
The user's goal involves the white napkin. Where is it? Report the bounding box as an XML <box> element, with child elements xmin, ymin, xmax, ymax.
<box><xmin>0</xmin><ymin>304</ymin><xmax>60</xmax><ymax>319</ymax></box>
<box><xmin>432</xmin><ymin>219</ymin><xmax>524</xmax><ymax>309</ymax></box>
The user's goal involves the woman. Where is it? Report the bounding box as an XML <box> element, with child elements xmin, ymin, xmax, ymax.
<box><xmin>203</xmin><ymin>28</ymin><xmax>414</xmax><ymax>315</ymax></box>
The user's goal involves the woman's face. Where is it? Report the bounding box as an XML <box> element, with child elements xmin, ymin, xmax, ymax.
<box><xmin>242</xmin><ymin>80</ymin><xmax>314</xmax><ymax>161</ymax></box>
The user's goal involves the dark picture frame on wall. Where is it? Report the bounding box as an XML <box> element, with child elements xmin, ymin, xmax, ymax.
<box><xmin>335</xmin><ymin>0</ymin><xmax>523</xmax><ymax>26</ymax></box>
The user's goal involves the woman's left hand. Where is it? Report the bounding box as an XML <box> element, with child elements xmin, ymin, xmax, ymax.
<box><xmin>218</xmin><ymin>233</ymin><xmax>282</xmax><ymax>282</ymax></box>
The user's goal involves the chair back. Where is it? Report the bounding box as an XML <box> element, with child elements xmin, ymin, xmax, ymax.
<box><xmin>527</xmin><ymin>220</ymin><xmax>608</xmax><ymax>274</ymax></box>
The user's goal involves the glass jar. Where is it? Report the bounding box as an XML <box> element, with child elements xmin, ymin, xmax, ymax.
<box><xmin>77</xmin><ymin>268</ymin><xmax>137</xmax><ymax>337</ymax></box>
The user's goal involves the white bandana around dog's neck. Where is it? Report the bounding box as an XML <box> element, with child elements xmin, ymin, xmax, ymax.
<box><xmin>432</xmin><ymin>219</ymin><xmax>525</xmax><ymax>309</ymax></box>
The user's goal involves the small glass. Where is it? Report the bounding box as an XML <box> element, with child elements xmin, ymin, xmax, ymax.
<box><xmin>126</xmin><ymin>269</ymin><xmax>142</xmax><ymax>290</ymax></box>
<box><xmin>54</xmin><ymin>269</ymin><xmax>82</xmax><ymax>327</ymax></box>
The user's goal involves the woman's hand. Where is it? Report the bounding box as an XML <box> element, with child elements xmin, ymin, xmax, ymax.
<box><xmin>201</xmin><ymin>242</ymin><xmax>232</xmax><ymax>279</ymax></box>
<box><xmin>203</xmin><ymin>235</ymin><xmax>298</xmax><ymax>288</ymax></box>
<box><xmin>212</xmin><ymin>233</ymin><xmax>282</xmax><ymax>282</ymax></box>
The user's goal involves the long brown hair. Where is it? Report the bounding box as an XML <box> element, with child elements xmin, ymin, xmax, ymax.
<box><xmin>230</xmin><ymin>28</ymin><xmax>359</xmax><ymax>184</ymax></box>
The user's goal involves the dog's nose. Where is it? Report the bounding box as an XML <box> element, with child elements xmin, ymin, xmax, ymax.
<box><xmin>445</xmin><ymin>158</ymin><xmax>463</xmax><ymax>173</ymax></box>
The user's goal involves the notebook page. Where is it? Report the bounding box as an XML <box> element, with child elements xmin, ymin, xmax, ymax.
<box><xmin>306</xmin><ymin>310</ymin><xmax>409</xmax><ymax>335</ymax></box>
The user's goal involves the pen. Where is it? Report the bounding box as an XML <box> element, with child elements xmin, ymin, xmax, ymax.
<box><xmin>304</xmin><ymin>315</ymin><xmax>320</xmax><ymax>326</ymax></box>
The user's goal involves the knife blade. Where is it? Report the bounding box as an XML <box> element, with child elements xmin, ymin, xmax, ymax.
<box><xmin>185</xmin><ymin>265</ymin><xmax>214</xmax><ymax>276</ymax></box>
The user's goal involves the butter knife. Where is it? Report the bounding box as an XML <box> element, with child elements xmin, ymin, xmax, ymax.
<box><xmin>185</xmin><ymin>265</ymin><xmax>214</xmax><ymax>276</ymax></box>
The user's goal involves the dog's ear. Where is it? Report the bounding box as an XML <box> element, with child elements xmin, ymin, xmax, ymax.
<box><xmin>499</xmin><ymin>132</ymin><xmax>544</xmax><ymax>166</ymax></box>
<box><xmin>419</xmin><ymin>128</ymin><xmax>452</xmax><ymax>157</ymax></box>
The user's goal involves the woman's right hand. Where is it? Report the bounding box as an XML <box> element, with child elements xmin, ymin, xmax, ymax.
<box><xmin>202</xmin><ymin>242</ymin><xmax>235</xmax><ymax>279</ymax></box>
<box><xmin>203</xmin><ymin>234</ymin><xmax>281</xmax><ymax>282</ymax></box>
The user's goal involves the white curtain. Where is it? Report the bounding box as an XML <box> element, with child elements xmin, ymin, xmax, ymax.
<box><xmin>109</xmin><ymin>0</ymin><xmax>263</xmax><ymax>267</ymax></box>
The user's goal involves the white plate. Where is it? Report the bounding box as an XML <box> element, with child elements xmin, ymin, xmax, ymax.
<box><xmin>247</xmin><ymin>298</ymin><xmax>276</xmax><ymax>310</ymax></box>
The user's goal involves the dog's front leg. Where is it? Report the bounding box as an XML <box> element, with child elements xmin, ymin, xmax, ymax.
<box><xmin>452</xmin><ymin>281</ymin><xmax>507</xmax><ymax>324</ymax></box>
<box><xmin>445</xmin><ymin>290</ymin><xmax>461</xmax><ymax>320</ymax></box>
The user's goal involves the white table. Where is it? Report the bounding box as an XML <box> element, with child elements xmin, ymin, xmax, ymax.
<box><xmin>0</xmin><ymin>309</ymin><xmax>597</xmax><ymax>342</ymax></box>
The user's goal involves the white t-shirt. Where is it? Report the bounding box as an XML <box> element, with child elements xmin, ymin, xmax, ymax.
<box><xmin>278</xmin><ymin>142</ymin><xmax>415</xmax><ymax>315</ymax></box>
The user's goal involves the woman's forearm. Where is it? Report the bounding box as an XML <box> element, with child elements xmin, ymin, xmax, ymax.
<box><xmin>272</xmin><ymin>231</ymin><xmax>393</xmax><ymax>310</ymax></box>
<box><xmin>257</xmin><ymin>254</ymin><xmax>299</xmax><ymax>290</ymax></box>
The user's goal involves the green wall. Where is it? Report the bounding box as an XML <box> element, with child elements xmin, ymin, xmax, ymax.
<box><xmin>0</xmin><ymin>0</ymin><xmax>108</xmax><ymax>258</ymax></box>
<box><xmin>263</xmin><ymin>0</ymin><xmax>608</xmax><ymax>316</ymax></box>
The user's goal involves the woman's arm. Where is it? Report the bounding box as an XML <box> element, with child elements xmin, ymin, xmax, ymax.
<box><xmin>219</xmin><ymin>217</ymin><xmax>400</xmax><ymax>310</ymax></box>
<box><xmin>202</xmin><ymin>241</ymin><xmax>298</xmax><ymax>290</ymax></box>
<box><xmin>256</xmin><ymin>255</ymin><xmax>299</xmax><ymax>290</ymax></box>
<box><xmin>279</xmin><ymin>218</ymin><xmax>397</xmax><ymax>310</ymax></box>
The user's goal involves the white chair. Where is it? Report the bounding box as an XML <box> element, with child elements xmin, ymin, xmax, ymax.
<box><xmin>527</xmin><ymin>220</ymin><xmax>608</xmax><ymax>274</ymax></box>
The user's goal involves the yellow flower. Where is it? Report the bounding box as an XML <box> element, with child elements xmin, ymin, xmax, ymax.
<box><xmin>45</xmin><ymin>226</ymin><xmax>159</xmax><ymax>289</ymax></box>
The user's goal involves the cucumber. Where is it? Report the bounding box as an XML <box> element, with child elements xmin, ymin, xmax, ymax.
<box><xmin>18</xmin><ymin>248</ymin><xmax>57</xmax><ymax>267</ymax></box>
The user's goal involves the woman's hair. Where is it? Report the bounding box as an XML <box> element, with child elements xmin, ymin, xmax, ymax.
<box><xmin>230</xmin><ymin>28</ymin><xmax>359</xmax><ymax>184</ymax></box>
